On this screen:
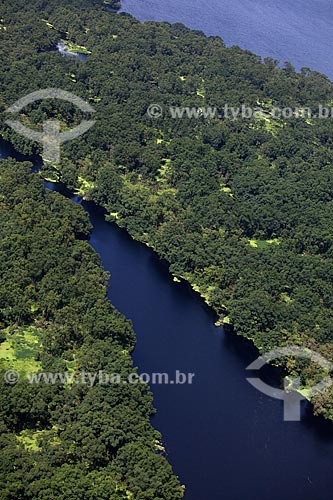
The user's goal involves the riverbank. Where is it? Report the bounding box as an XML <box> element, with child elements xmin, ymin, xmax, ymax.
<box><xmin>3</xmin><ymin>133</ymin><xmax>333</xmax><ymax>499</ymax></box>
<box><xmin>3</xmin><ymin>0</ymin><xmax>333</xmax><ymax>424</ymax></box>
<box><xmin>0</xmin><ymin>151</ymin><xmax>184</xmax><ymax>499</ymax></box>
<box><xmin>2</xmin><ymin>1</ymin><xmax>333</xmax><ymax>496</ymax></box>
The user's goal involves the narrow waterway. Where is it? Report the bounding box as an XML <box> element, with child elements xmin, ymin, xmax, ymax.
<box><xmin>2</xmin><ymin>139</ymin><xmax>333</xmax><ymax>499</ymax></box>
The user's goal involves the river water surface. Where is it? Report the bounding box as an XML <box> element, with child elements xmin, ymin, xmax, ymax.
<box><xmin>2</xmin><ymin>2</ymin><xmax>333</xmax><ymax>498</ymax></box>
<box><xmin>2</xmin><ymin>139</ymin><xmax>333</xmax><ymax>499</ymax></box>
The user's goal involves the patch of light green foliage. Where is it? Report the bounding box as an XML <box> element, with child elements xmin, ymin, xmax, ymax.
<box><xmin>0</xmin><ymin>327</ymin><xmax>42</xmax><ymax>373</ymax></box>
<box><xmin>17</xmin><ymin>428</ymin><xmax>61</xmax><ymax>451</ymax></box>
<box><xmin>75</xmin><ymin>176</ymin><xmax>95</xmax><ymax>197</ymax></box>
<box><xmin>60</xmin><ymin>39</ymin><xmax>92</xmax><ymax>55</ymax></box>
<box><xmin>249</xmin><ymin>238</ymin><xmax>281</xmax><ymax>248</ymax></box>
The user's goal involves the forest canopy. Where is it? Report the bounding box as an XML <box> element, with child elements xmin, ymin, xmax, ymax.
<box><xmin>1</xmin><ymin>0</ymin><xmax>333</xmax><ymax>483</ymax></box>
<box><xmin>0</xmin><ymin>158</ymin><xmax>184</xmax><ymax>499</ymax></box>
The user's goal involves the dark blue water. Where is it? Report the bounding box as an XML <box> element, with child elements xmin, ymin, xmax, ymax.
<box><xmin>83</xmin><ymin>203</ymin><xmax>333</xmax><ymax>500</ymax></box>
<box><xmin>2</xmin><ymin>135</ymin><xmax>333</xmax><ymax>498</ymax></box>
<box><xmin>1</xmin><ymin>3</ymin><xmax>332</xmax><ymax>499</ymax></box>
<box><xmin>120</xmin><ymin>0</ymin><xmax>333</xmax><ymax>78</ymax></box>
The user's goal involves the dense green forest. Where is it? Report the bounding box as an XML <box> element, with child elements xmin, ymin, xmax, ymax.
<box><xmin>1</xmin><ymin>0</ymin><xmax>333</xmax><ymax>448</ymax></box>
<box><xmin>0</xmin><ymin>158</ymin><xmax>184</xmax><ymax>499</ymax></box>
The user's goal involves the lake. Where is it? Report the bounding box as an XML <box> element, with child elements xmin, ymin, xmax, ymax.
<box><xmin>120</xmin><ymin>0</ymin><xmax>333</xmax><ymax>79</ymax></box>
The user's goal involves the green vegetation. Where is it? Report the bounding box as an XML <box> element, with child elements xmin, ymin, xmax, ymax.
<box><xmin>248</xmin><ymin>238</ymin><xmax>281</xmax><ymax>248</ymax></box>
<box><xmin>60</xmin><ymin>39</ymin><xmax>92</xmax><ymax>55</ymax></box>
<box><xmin>0</xmin><ymin>327</ymin><xmax>42</xmax><ymax>374</ymax></box>
<box><xmin>0</xmin><ymin>158</ymin><xmax>183</xmax><ymax>499</ymax></box>
<box><xmin>1</xmin><ymin>1</ymin><xmax>333</xmax><ymax>489</ymax></box>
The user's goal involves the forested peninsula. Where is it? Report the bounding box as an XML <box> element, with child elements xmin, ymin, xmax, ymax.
<box><xmin>0</xmin><ymin>157</ymin><xmax>184</xmax><ymax>498</ymax></box>
<box><xmin>2</xmin><ymin>3</ymin><xmax>333</xmax><ymax>495</ymax></box>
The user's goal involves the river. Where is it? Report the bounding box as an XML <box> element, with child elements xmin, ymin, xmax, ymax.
<box><xmin>2</xmin><ymin>139</ymin><xmax>333</xmax><ymax>499</ymax></box>
<box><xmin>3</xmin><ymin>2</ymin><xmax>333</xmax><ymax>497</ymax></box>
<box><xmin>120</xmin><ymin>0</ymin><xmax>333</xmax><ymax>79</ymax></box>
